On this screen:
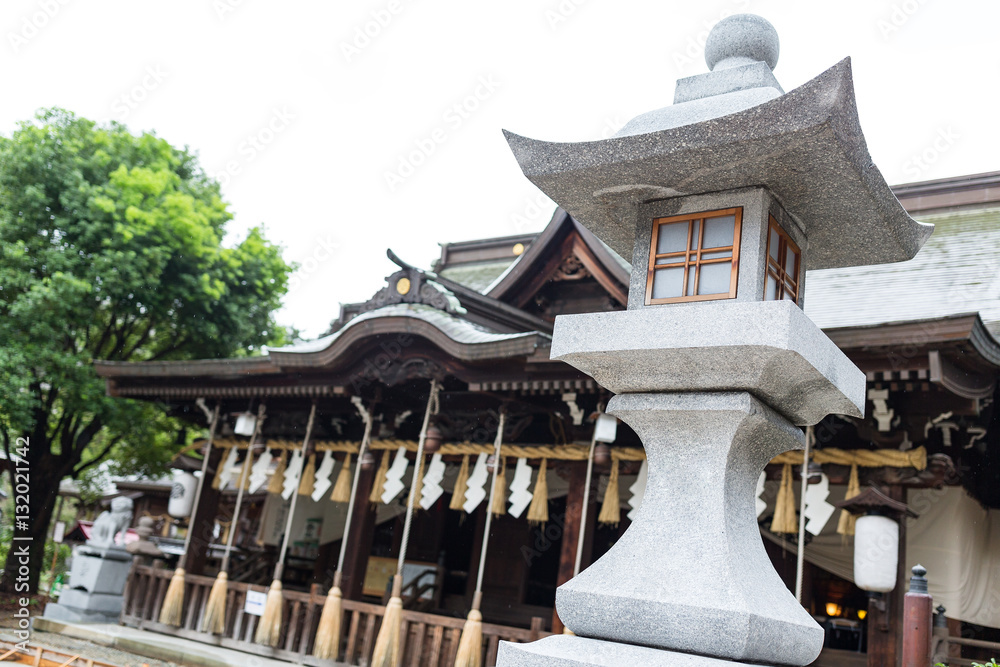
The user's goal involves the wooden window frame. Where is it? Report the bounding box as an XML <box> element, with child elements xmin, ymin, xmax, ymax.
<box><xmin>764</xmin><ymin>215</ymin><xmax>801</xmax><ymax>303</ymax></box>
<box><xmin>644</xmin><ymin>207</ymin><xmax>742</xmax><ymax>305</ymax></box>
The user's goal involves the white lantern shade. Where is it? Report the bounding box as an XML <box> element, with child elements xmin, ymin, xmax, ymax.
<box><xmin>168</xmin><ymin>471</ymin><xmax>198</xmax><ymax>518</ymax></box>
<box><xmin>854</xmin><ymin>514</ymin><xmax>899</xmax><ymax>592</ymax></box>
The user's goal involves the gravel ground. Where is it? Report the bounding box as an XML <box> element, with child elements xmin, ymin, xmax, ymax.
<box><xmin>0</xmin><ymin>627</ymin><xmax>180</xmax><ymax>667</ymax></box>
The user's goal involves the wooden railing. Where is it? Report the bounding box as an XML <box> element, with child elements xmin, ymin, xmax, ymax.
<box><xmin>121</xmin><ymin>565</ymin><xmax>549</xmax><ymax>666</ymax></box>
<box><xmin>934</xmin><ymin>633</ymin><xmax>1000</xmax><ymax>667</ymax></box>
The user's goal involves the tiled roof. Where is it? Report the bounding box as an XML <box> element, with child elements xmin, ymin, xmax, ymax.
<box><xmin>437</xmin><ymin>259</ymin><xmax>515</xmax><ymax>292</ymax></box>
<box><xmin>271</xmin><ymin>302</ymin><xmax>547</xmax><ymax>356</ymax></box>
<box><xmin>805</xmin><ymin>207</ymin><xmax>1000</xmax><ymax>338</ymax></box>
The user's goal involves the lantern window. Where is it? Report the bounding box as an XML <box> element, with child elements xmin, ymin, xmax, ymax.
<box><xmin>764</xmin><ymin>216</ymin><xmax>801</xmax><ymax>303</ymax></box>
<box><xmin>645</xmin><ymin>208</ymin><xmax>742</xmax><ymax>305</ymax></box>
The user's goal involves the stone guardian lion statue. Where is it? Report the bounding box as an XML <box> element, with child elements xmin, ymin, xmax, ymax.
<box><xmin>88</xmin><ymin>496</ymin><xmax>134</xmax><ymax>548</ymax></box>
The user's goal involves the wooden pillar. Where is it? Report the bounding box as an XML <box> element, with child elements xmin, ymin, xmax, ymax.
<box><xmin>465</xmin><ymin>505</ymin><xmax>487</xmax><ymax>608</ymax></box>
<box><xmin>867</xmin><ymin>484</ymin><xmax>907</xmax><ymax>667</ymax></box>
<box><xmin>901</xmin><ymin>566</ymin><xmax>933</xmax><ymax>667</ymax></box>
<box><xmin>342</xmin><ymin>462</ymin><xmax>378</xmax><ymax>600</ymax></box>
<box><xmin>552</xmin><ymin>462</ymin><xmax>587</xmax><ymax>634</ymax></box>
<box><xmin>184</xmin><ymin>447</ymin><xmax>223</xmax><ymax>576</ymax></box>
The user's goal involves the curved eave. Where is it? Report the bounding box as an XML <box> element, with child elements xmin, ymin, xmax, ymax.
<box><xmin>94</xmin><ymin>356</ymin><xmax>275</xmax><ymax>379</ymax></box>
<box><xmin>95</xmin><ymin>309</ymin><xmax>550</xmax><ymax>385</ymax></box>
<box><xmin>269</xmin><ymin>310</ymin><xmax>549</xmax><ymax>369</ymax></box>
<box><xmin>824</xmin><ymin>312</ymin><xmax>1000</xmax><ymax>370</ymax></box>
<box><xmin>503</xmin><ymin>57</ymin><xmax>932</xmax><ymax>270</ymax></box>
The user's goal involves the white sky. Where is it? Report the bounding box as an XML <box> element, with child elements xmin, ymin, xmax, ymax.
<box><xmin>2</xmin><ymin>0</ymin><xmax>997</xmax><ymax>339</ymax></box>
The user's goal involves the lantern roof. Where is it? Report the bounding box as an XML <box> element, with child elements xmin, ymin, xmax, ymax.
<box><xmin>503</xmin><ymin>14</ymin><xmax>932</xmax><ymax>271</ymax></box>
<box><xmin>834</xmin><ymin>485</ymin><xmax>918</xmax><ymax>518</ymax></box>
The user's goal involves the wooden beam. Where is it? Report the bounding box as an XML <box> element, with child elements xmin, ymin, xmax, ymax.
<box><xmin>342</xmin><ymin>463</ymin><xmax>378</xmax><ymax>601</ymax></box>
<box><xmin>185</xmin><ymin>446</ymin><xmax>223</xmax><ymax>577</ymax></box>
<box><xmin>552</xmin><ymin>463</ymin><xmax>586</xmax><ymax>634</ymax></box>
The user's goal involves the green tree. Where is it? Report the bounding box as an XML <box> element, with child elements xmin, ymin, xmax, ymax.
<box><xmin>0</xmin><ymin>109</ymin><xmax>293</xmax><ymax>593</ymax></box>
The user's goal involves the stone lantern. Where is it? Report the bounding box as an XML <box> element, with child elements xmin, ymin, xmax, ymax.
<box><xmin>498</xmin><ymin>14</ymin><xmax>931</xmax><ymax>667</ymax></box>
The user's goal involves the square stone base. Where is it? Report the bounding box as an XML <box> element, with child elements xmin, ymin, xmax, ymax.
<box><xmin>498</xmin><ymin>636</ymin><xmax>778</xmax><ymax>667</ymax></box>
<box><xmin>68</xmin><ymin>546</ymin><xmax>132</xmax><ymax>595</ymax></box>
<box><xmin>42</xmin><ymin>601</ymin><xmax>120</xmax><ymax>625</ymax></box>
<box><xmin>55</xmin><ymin>589</ymin><xmax>123</xmax><ymax>615</ymax></box>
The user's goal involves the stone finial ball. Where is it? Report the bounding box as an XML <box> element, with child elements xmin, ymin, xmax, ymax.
<box><xmin>704</xmin><ymin>14</ymin><xmax>779</xmax><ymax>72</ymax></box>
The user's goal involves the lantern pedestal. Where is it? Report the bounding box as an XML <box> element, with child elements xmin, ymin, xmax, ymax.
<box><xmin>556</xmin><ymin>392</ymin><xmax>822</xmax><ymax>665</ymax></box>
<box><xmin>498</xmin><ymin>633</ymin><xmax>783</xmax><ymax>667</ymax></box>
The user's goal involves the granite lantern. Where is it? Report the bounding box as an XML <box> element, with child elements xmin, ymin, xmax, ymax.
<box><xmin>498</xmin><ymin>13</ymin><xmax>932</xmax><ymax>667</ymax></box>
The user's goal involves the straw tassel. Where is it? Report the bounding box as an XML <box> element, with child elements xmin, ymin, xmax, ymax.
<box><xmin>454</xmin><ymin>592</ymin><xmax>483</xmax><ymax>667</ymax></box>
<box><xmin>527</xmin><ymin>459</ymin><xmax>549</xmax><ymax>525</ymax></box>
<box><xmin>315</xmin><ymin>397</ymin><xmax>375</xmax><ymax>661</ymax></box>
<box><xmin>491</xmin><ymin>457</ymin><xmax>507</xmax><ymax>517</ymax></box>
<box><xmin>254</xmin><ymin>580</ymin><xmax>284</xmax><ymax>646</ymax></box>
<box><xmin>158</xmin><ymin>567</ymin><xmax>187</xmax><ymax>626</ymax></box>
<box><xmin>598</xmin><ymin>460</ymin><xmax>621</xmax><ymax>526</ymax></box>
<box><xmin>372</xmin><ymin>380</ymin><xmax>440</xmax><ymax>667</ymax></box>
<box><xmin>330</xmin><ymin>454</ymin><xmax>353</xmax><ymax>503</ymax></box>
<box><xmin>837</xmin><ymin>463</ymin><xmax>861</xmax><ymax>536</ymax></box>
<box><xmin>770</xmin><ymin>463</ymin><xmax>798</xmax><ymax>534</ymax></box>
<box><xmin>456</xmin><ymin>410</ymin><xmax>506</xmax><ymax>665</ymax></box>
<box><xmin>369</xmin><ymin>450</ymin><xmax>390</xmax><ymax>503</ymax></box>
<box><xmin>267</xmin><ymin>450</ymin><xmax>287</xmax><ymax>495</ymax></box>
<box><xmin>371</xmin><ymin>575</ymin><xmax>403</xmax><ymax>667</ymax></box>
<box><xmin>313</xmin><ymin>575</ymin><xmax>343</xmax><ymax>660</ymax></box>
<box><xmin>160</xmin><ymin>405</ymin><xmax>222</xmax><ymax>627</ymax></box>
<box><xmin>201</xmin><ymin>571</ymin><xmax>229</xmax><ymax>634</ymax></box>
<box><xmin>298</xmin><ymin>453</ymin><xmax>316</xmax><ymax>496</ymax></box>
<box><xmin>449</xmin><ymin>455</ymin><xmax>470</xmax><ymax>511</ymax></box>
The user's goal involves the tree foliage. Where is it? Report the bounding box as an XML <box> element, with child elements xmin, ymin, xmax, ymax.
<box><xmin>0</xmin><ymin>109</ymin><xmax>293</xmax><ymax>591</ymax></box>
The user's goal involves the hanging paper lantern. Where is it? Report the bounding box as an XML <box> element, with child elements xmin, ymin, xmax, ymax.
<box><xmin>853</xmin><ymin>515</ymin><xmax>899</xmax><ymax>593</ymax></box>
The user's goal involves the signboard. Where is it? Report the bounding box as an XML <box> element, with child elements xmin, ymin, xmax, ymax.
<box><xmin>362</xmin><ymin>556</ymin><xmax>438</xmax><ymax>600</ymax></box>
<box><xmin>244</xmin><ymin>589</ymin><xmax>267</xmax><ymax>616</ymax></box>
<box><xmin>53</xmin><ymin>521</ymin><xmax>65</xmax><ymax>544</ymax></box>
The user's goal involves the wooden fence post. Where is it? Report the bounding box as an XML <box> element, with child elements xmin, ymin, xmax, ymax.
<box><xmin>902</xmin><ymin>565</ymin><xmax>933</xmax><ymax>667</ymax></box>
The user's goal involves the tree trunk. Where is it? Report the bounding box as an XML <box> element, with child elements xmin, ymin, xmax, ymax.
<box><xmin>0</xmin><ymin>439</ymin><xmax>67</xmax><ymax>595</ymax></box>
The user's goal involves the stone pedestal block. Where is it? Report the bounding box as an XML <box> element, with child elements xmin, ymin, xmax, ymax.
<box><xmin>555</xmin><ymin>392</ymin><xmax>824</xmax><ymax>666</ymax></box>
<box><xmin>67</xmin><ymin>545</ymin><xmax>132</xmax><ymax>595</ymax></box>
<box><xmin>499</xmin><ymin>634</ymin><xmax>781</xmax><ymax>667</ymax></box>
<box><xmin>54</xmin><ymin>588</ymin><xmax>124</xmax><ymax>615</ymax></box>
<box><xmin>550</xmin><ymin>301</ymin><xmax>865</xmax><ymax>426</ymax></box>
<box><xmin>44</xmin><ymin>544</ymin><xmax>132</xmax><ymax>625</ymax></box>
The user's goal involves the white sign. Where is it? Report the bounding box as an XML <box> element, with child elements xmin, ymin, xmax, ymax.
<box><xmin>53</xmin><ymin>521</ymin><xmax>65</xmax><ymax>544</ymax></box>
<box><xmin>244</xmin><ymin>589</ymin><xmax>267</xmax><ymax>616</ymax></box>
